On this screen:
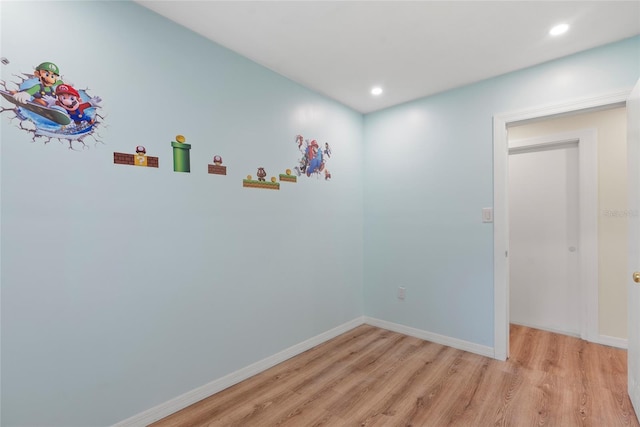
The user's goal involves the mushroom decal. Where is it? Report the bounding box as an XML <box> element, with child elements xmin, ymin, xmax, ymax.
<box><xmin>213</xmin><ymin>155</ymin><xmax>223</xmax><ymax>166</ymax></box>
<box><xmin>133</xmin><ymin>145</ymin><xmax>148</xmax><ymax>166</ymax></box>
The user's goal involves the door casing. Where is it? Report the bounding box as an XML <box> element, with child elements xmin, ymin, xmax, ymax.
<box><xmin>625</xmin><ymin>80</ymin><xmax>640</xmax><ymax>418</ymax></box>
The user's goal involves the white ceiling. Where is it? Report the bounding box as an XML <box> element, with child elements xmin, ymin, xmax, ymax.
<box><xmin>137</xmin><ymin>1</ymin><xmax>640</xmax><ymax>114</ymax></box>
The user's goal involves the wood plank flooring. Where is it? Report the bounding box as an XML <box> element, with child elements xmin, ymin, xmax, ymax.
<box><xmin>151</xmin><ymin>324</ymin><xmax>638</xmax><ymax>426</ymax></box>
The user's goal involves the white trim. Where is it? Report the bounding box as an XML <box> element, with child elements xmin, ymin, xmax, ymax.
<box><xmin>577</xmin><ymin>130</ymin><xmax>600</xmax><ymax>344</ymax></box>
<box><xmin>496</xmin><ymin>90</ymin><xmax>628</xmax><ymax>128</ymax></box>
<box><xmin>112</xmin><ymin>317</ymin><xmax>365</xmax><ymax>427</ymax></box>
<box><xmin>626</xmin><ymin>80</ymin><xmax>640</xmax><ymax>415</ymax></box>
<box><xmin>509</xmin><ymin>136</ymin><xmax>578</xmax><ymax>152</ymax></box>
<box><xmin>493</xmin><ymin>88</ymin><xmax>632</xmax><ymax>361</ymax></box>
<box><xmin>508</xmin><ymin>129</ymin><xmax>599</xmax><ymax>344</ymax></box>
<box><xmin>363</xmin><ymin>317</ymin><xmax>494</xmax><ymax>358</ymax></box>
<box><xmin>494</xmin><ymin>114</ymin><xmax>510</xmax><ymax>361</ymax></box>
<box><xmin>597</xmin><ymin>334</ymin><xmax>628</xmax><ymax>349</ymax></box>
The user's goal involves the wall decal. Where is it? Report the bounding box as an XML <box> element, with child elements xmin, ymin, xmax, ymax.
<box><xmin>243</xmin><ymin>168</ymin><xmax>280</xmax><ymax>190</ymax></box>
<box><xmin>114</xmin><ymin>146</ymin><xmax>159</xmax><ymax>168</ymax></box>
<box><xmin>0</xmin><ymin>61</ymin><xmax>104</xmax><ymax>149</ymax></box>
<box><xmin>208</xmin><ymin>155</ymin><xmax>227</xmax><ymax>175</ymax></box>
<box><xmin>257</xmin><ymin>167</ymin><xmax>267</xmax><ymax>181</ymax></box>
<box><xmin>279</xmin><ymin>168</ymin><xmax>297</xmax><ymax>183</ymax></box>
<box><xmin>171</xmin><ymin>134</ymin><xmax>191</xmax><ymax>172</ymax></box>
<box><xmin>293</xmin><ymin>135</ymin><xmax>332</xmax><ymax>180</ymax></box>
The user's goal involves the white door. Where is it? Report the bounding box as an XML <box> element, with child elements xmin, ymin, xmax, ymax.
<box><xmin>627</xmin><ymin>80</ymin><xmax>640</xmax><ymax>416</ymax></box>
<box><xmin>509</xmin><ymin>142</ymin><xmax>580</xmax><ymax>336</ymax></box>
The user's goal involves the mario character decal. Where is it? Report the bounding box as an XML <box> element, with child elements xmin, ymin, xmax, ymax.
<box><xmin>46</xmin><ymin>84</ymin><xmax>101</xmax><ymax>126</ymax></box>
<box><xmin>293</xmin><ymin>135</ymin><xmax>332</xmax><ymax>180</ymax></box>
<box><xmin>0</xmin><ymin>60</ymin><xmax>104</xmax><ymax>148</ymax></box>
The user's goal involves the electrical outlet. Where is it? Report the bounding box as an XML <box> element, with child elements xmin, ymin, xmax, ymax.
<box><xmin>397</xmin><ymin>286</ymin><xmax>406</xmax><ymax>300</ymax></box>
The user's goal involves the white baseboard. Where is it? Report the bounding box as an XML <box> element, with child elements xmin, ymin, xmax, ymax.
<box><xmin>112</xmin><ymin>316</ymin><xmax>365</xmax><ymax>427</ymax></box>
<box><xmin>363</xmin><ymin>316</ymin><xmax>495</xmax><ymax>358</ymax></box>
<box><xmin>596</xmin><ymin>334</ymin><xmax>628</xmax><ymax>349</ymax></box>
<box><xmin>114</xmin><ymin>316</ymin><xmax>501</xmax><ymax>426</ymax></box>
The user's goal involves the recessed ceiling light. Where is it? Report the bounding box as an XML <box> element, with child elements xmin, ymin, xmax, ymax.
<box><xmin>371</xmin><ymin>87</ymin><xmax>383</xmax><ymax>96</ymax></box>
<box><xmin>549</xmin><ymin>23</ymin><xmax>569</xmax><ymax>36</ymax></box>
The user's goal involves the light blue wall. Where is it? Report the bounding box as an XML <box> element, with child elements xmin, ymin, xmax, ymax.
<box><xmin>363</xmin><ymin>35</ymin><xmax>640</xmax><ymax>347</ymax></box>
<box><xmin>2</xmin><ymin>0</ymin><xmax>639</xmax><ymax>425</ymax></box>
<box><xmin>0</xmin><ymin>1</ymin><xmax>363</xmax><ymax>426</ymax></box>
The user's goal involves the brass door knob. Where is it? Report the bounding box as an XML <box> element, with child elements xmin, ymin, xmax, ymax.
<box><xmin>634</xmin><ymin>272</ymin><xmax>640</xmax><ymax>283</ymax></box>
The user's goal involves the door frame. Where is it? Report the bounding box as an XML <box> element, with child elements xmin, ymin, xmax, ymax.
<box><xmin>493</xmin><ymin>89</ymin><xmax>631</xmax><ymax>361</ymax></box>
<box><xmin>508</xmin><ymin>129</ymin><xmax>597</xmax><ymax>339</ymax></box>
<box><xmin>626</xmin><ymin>79</ymin><xmax>640</xmax><ymax>420</ymax></box>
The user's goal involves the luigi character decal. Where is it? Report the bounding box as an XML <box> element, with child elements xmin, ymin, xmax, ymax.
<box><xmin>11</xmin><ymin>61</ymin><xmax>62</xmax><ymax>106</ymax></box>
<box><xmin>0</xmin><ymin>60</ymin><xmax>104</xmax><ymax>147</ymax></box>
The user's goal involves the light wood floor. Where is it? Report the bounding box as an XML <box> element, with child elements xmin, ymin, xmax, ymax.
<box><xmin>152</xmin><ymin>324</ymin><xmax>639</xmax><ymax>426</ymax></box>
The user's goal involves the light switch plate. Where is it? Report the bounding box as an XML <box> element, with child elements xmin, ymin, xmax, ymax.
<box><xmin>482</xmin><ymin>207</ymin><xmax>493</xmax><ymax>223</ymax></box>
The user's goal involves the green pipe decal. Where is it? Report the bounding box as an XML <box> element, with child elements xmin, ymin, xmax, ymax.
<box><xmin>171</xmin><ymin>137</ymin><xmax>191</xmax><ymax>172</ymax></box>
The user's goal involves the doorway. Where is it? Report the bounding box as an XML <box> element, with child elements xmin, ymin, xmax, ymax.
<box><xmin>508</xmin><ymin>138</ymin><xmax>581</xmax><ymax>336</ymax></box>
<box><xmin>493</xmin><ymin>91</ymin><xmax>630</xmax><ymax>361</ymax></box>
